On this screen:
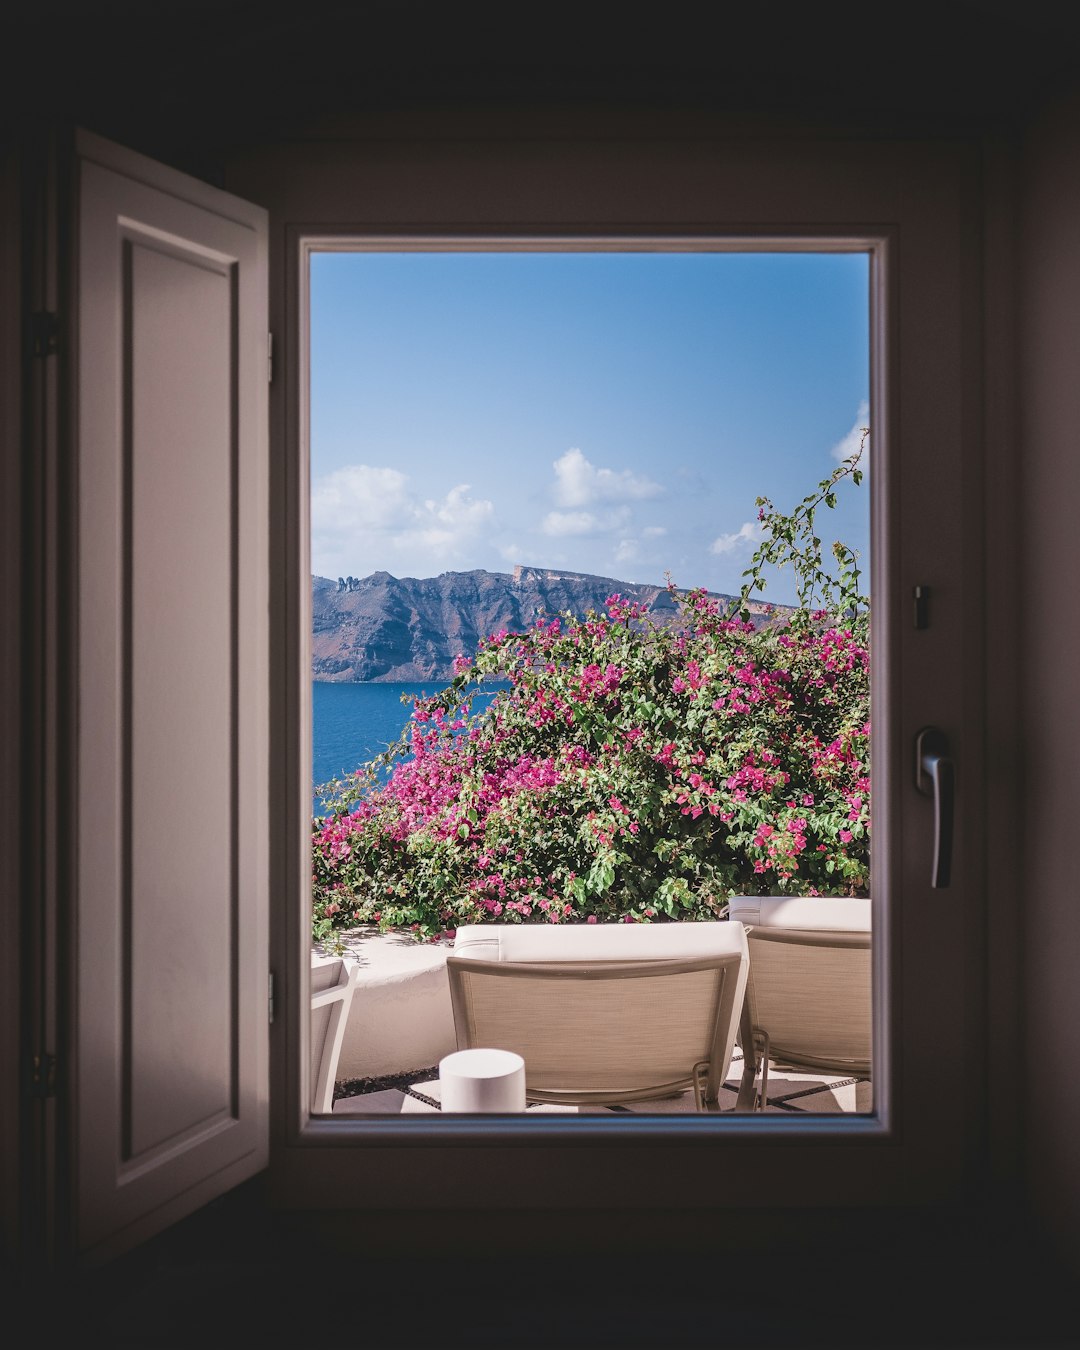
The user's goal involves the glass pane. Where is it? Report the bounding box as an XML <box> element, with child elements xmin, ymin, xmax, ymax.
<box><xmin>308</xmin><ymin>249</ymin><xmax>870</xmax><ymax>1118</ymax></box>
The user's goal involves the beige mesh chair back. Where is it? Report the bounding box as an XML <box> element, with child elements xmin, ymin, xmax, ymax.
<box><xmin>310</xmin><ymin>953</ymin><xmax>359</xmax><ymax>1114</ymax></box>
<box><xmin>727</xmin><ymin>896</ymin><xmax>871</xmax><ymax>1111</ymax></box>
<box><xmin>448</xmin><ymin>922</ymin><xmax>749</xmax><ymax>1110</ymax></box>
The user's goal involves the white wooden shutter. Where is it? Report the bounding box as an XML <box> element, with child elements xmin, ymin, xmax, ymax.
<box><xmin>73</xmin><ymin>130</ymin><xmax>269</xmax><ymax>1261</ymax></box>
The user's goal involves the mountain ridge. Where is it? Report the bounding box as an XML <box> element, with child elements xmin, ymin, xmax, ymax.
<box><xmin>311</xmin><ymin>565</ymin><xmax>786</xmax><ymax>683</ymax></box>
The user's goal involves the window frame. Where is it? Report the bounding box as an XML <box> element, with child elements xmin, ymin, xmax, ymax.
<box><xmin>249</xmin><ymin>135</ymin><xmax>985</xmax><ymax>1213</ymax></box>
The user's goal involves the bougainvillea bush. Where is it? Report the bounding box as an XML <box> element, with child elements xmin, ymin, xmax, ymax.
<box><xmin>312</xmin><ymin>440</ymin><xmax>869</xmax><ymax>944</ymax></box>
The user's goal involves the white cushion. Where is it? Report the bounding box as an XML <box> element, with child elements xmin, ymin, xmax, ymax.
<box><xmin>726</xmin><ymin>895</ymin><xmax>871</xmax><ymax>931</ymax></box>
<box><xmin>452</xmin><ymin>919</ymin><xmax>748</xmax><ymax>963</ymax></box>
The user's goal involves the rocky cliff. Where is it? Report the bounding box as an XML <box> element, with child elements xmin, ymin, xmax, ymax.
<box><xmin>312</xmin><ymin>566</ymin><xmax>785</xmax><ymax>683</ymax></box>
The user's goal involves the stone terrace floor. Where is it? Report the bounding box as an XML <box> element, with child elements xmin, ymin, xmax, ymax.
<box><xmin>332</xmin><ymin>1047</ymin><xmax>872</xmax><ymax>1115</ymax></box>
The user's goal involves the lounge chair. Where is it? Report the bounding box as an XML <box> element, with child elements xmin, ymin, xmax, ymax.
<box><xmin>726</xmin><ymin>895</ymin><xmax>872</xmax><ymax>1111</ymax></box>
<box><xmin>447</xmin><ymin>921</ymin><xmax>749</xmax><ymax>1110</ymax></box>
<box><xmin>310</xmin><ymin>952</ymin><xmax>359</xmax><ymax>1114</ymax></box>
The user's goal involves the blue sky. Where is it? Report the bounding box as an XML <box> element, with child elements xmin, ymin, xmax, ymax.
<box><xmin>310</xmin><ymin>251</ymin><xmax>869</xmax><ymax>607</ymax></box>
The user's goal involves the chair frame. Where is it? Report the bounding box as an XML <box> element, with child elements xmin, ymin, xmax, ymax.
<box><xmin>310</xmin><ymin>953</ymin><xmax>359</xmax><ymax>1114</ymax></box>
<box><xmin>447</xmin><ymin>952</ymin><xmax>745</xmax><ymax>1111</ymax></box>
<box><xmin>734</xmin><ymin>926</ymin><xmax>871</xmax><ymax>1112</ymax></box>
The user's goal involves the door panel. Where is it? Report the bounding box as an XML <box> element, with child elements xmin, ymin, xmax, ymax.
<box><xmin>74</xmin><ymin>131</ymin><xmax>268</xmax><ymax>1260</ymax></box>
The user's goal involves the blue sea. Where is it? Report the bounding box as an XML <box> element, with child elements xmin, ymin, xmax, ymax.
<box><xmin>312</xmin><ymin>680</ymin><xmax>507</xmax><ymax>816</ymax></box>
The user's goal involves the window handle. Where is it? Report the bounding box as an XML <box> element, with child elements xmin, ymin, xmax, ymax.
<box><xmin>915</xmin><ymin>727</ymin><xmax>954</xmax><ymax>888</ymax></box>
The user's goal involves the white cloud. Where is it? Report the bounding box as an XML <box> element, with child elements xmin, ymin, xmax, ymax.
<box><xmin>395</xmin><ymin>483</ymin><xmax>494</xmax><ymax>554</ymax></box>
<box><xmin>552</xmin><ymin>448</ymin><xmax>662</xmax><ymax>508</ymax></box>
<box><xmin>311</xmin><ymin>464</ymin><xmax>413</xmax><ymax>532</ymax></box>
<box><xmin>614</xmin><ymin>524</ymin><xmax>671</xmax><ymax>564</ymax></box>
<box><xmin>429</xmin><ymin>483</ymin><xmax>494</xmax><ymax>532</ymax></box>
<box><xmin>541</xmin><ymin>505</ymin><xmax>632</xmax><ymax>537</ymax></box>
<box><xmin>310</xmin><ymin>463</ymin><xmax>495</xmax><ymax>577</ymax></box>
<box><xmin>542</xmin><ymin>510</ymin><xmax>599</xmax><ymax>536</ymax></box>
<box><xmin>831</xmin><ymin>400</ymin><xmax>871</xmax><ymax>462</ymax></box>
<box><xmin>709</xmin><ymin>521</ymin><xmax>762</xmax><ymax>555</ymax></box>
<box><xmin>614</xmin><ymin>538</ymin><xmax>639</xmax><ymax>564</ymax></box>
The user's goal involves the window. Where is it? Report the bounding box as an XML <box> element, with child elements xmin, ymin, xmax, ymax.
<box><xmin>307</xmin><ymin>245</ymin><xmax>872</xmax><ymax>1118</ymax></box>
<box><xmin>255</xmin><ymin>137</ymin><xmax>984</xmax><ymax>1211</ymax></box>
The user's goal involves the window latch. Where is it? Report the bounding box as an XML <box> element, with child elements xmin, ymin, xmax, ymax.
<box><xmin>915</xmin><ymin>726</ymin><xmax>954</xmax><ymax>888</ymax></box>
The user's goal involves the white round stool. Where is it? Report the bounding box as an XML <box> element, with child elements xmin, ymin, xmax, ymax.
<box><xmin>439</xmin><ymin>1048</ymin><xmax>526</xmax><ymax>1112</ymax></box>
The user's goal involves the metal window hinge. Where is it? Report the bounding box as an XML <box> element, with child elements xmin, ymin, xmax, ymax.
<box><xmin>29</xmin><ymin>311</ymin><xmax>59</xmax><ymax>358</ymax></box>
<box><xmin>268</xmin><ymin>331</ymin><xmax>274</xmax><ymax>384</ymax></box>
<box><xmin>28</xmin><ymin>1052</ymin><xmax>57</xmax><ymax>1099</ymax></box>
<box><xmin>268</xmin><ymin>971</ymin><xmax>275</xmax><ymax>1024</ymax></box>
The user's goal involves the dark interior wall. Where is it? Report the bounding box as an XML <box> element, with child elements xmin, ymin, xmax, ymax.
<box><xmin>1018</xmin><ymin>90</ymin><xmax>1080</xmax><ymax>1277</ymax></box>
<box><xmin>6</xmin><ymin>2</ymin><xmax>1080</xmax><ymax>169</ymax></box>
<box><xmin>7</xmin><ymin>0</ymin><xmax>1080</xmax><ymax>1284</ymax></box>
<box><xmin>1</xmin><ymin>144</ymin><xmax>22</xmax><ymax>1269</ymax></box>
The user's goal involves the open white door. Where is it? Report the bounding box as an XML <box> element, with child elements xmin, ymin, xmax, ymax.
<box><xmin>73</xmin><ymin>130</ymin><xmax>269</xmax><ymax>1262</ymax></box>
